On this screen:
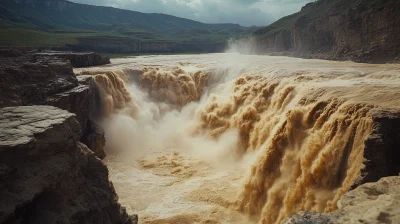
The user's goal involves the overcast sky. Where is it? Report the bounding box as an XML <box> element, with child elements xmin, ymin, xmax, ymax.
<box><xmin>69</xmin><ymin>0</ymin><xmax>314</xmax><ymax>26</ymax></box>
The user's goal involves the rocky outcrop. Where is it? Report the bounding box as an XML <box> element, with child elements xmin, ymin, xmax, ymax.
<box><xmin>82</xmin><ymin>120</ymin><xmax>107</xmax><ymax>160</ymax></box>
<box><xmin>0</xmin><ymin>54</ymin><xmax>105</xmax><ymax>158</ymax></box>
<box><xmin>253</xmin><ymin>0</ymin><xmax>400</xmax><ymax>63</ymax></box>
<box><xmin>359</xmin><ymin>109</ymin><xmax>400</xmax><ymax>185</ymax></box>
<box><xmin>35</xmin><ymin>52</ymin><xmax>110</xmax><ymax>68</ymax></box>
<box><xmin>282</xmin><ymin>211</ymin><xmax>335</xmax><ymax>224</ymax></box>
<box><xmin>0</xmin><ymin>49</ymin><xmax>23</xmax><ymax>58</ymax></box>
<box><xmin>283</xmin><ymin>175</ymin><xmax>400</xmax><ymax>224</ymax></box>
<box><xmin>0</xmin><ymin>106</ymin><xmax>137</xmax><ymax>224</ymax></box>
<box><xmin>0</xmin><ymin>59</ymin><xmax>77</xmax><ymax>108</ymax></box>
<box><xmin>0</xmin><ymin>52</ymin><xmax>138</xmax><ymax>223</ymax></box>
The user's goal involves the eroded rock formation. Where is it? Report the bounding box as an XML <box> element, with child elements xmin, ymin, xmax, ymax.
<box><xmin>35</xmin><ymin>52</ymin><xmax>110</xmax><ymax>68</ymax></box>
<box><xmin>0</xmin><ymin>53</ymin><xmax>137</xmax><ymax>223</ymax></box>
<box><xmin>253</xmin><ymin>0</ymin><xmax>400</xmax><ymax>63</ymax></box>
<box><xmin>0</xmin><ymin>106</ymin><xmax>137</xmax><ymax>224</ymax></box>
<box><xmin>0</xmin><ymin>54</ymin><xmax>105</xmax><ymax>158</ymax></box>
<box><xmin>358</xmin><ymin>109</ymin><xmax>400</xmax><ymax>186</ymax></box>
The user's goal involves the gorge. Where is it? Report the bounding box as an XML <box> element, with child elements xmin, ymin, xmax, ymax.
<box><xmin>73</xmin><ymin>54</ymin><xmax>400</xmax><ymax>223</ymax></box>
<box><xmin>1</xmin><ymin>50</ymin><xmax>399</xmax><ymax>224</ymax></box>
<box><xmin>1</xmin><ymin>0</ymin><xmax>400</xmax><ymax>223</ymax></box>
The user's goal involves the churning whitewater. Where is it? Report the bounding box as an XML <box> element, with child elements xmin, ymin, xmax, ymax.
<box><xmin>76</xmin><ymin>53</ymin><xmax>400</xmax><ymax>224</ymax></box>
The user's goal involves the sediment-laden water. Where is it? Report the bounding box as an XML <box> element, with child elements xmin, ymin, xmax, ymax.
<box><xmin>76</xmin><ymin>53</ymin><xmax>400</xmax><ymax>224</ymax></box>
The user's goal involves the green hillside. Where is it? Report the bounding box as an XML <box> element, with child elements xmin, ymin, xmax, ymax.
<box><xmin>0</xmin><ymin>0</ymin><xmax>250</xmax><ymax>48</ymax></box>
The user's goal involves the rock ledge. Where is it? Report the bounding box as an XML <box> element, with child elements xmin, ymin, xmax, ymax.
<box><xmin>0</xmin><ymin>106</ymin><xmax>137</xmax><ymax>224</ymax></box>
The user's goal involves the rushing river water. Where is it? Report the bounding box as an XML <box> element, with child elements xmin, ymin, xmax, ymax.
<box><xmin>76</xmin><ymin>53</ymin><xmax>400</xmax><ymax>224</ymax></box>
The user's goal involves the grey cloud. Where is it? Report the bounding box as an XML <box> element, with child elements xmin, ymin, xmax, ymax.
<box><xmin>70</xmin><ymin>0</ymin><xmax>313</xmax><ymax>26</ymax></box>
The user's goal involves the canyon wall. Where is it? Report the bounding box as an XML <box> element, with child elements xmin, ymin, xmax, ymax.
<box><xmin>253</xmin><ymin>0</ymin><xmax>400</xmax><ymax>63</ymax></box>
<box><xmin>0</xmin><ymin>56</ymin><xmax>101</xmax><ymax>152</ymax></box>
<box><xmin>0</xmin><ymin>106</ymin><xmax>135</xmax><ymax>224</ymax></box>
<box><xmin>0</xmin><ymin>54</ymin><xmax>136</xmax><ymax>223</ymax></box>
<box><xmin>66</xmin><ymin>37</ymin><xmax>226</xmax><ymax>54</ymax></box>
<box><xmin>35</xmin><ymin>52</ymin><xmax>110</xmax><ymax>68</ymax></box>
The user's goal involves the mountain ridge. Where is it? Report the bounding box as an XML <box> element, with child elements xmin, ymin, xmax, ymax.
<box><xmin>0</xmin><ymin>0</ymin><xmax>250</xmax><ymax>52</ymax></box>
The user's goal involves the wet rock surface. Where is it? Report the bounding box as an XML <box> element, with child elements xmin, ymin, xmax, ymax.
<box><xmin>0</xmin><ymin>106</ymin><xmax>137</xmax><ymax>224</ymax></box>
<box><xmin>82</xmin><ymin>119</ymin><xmax>107</xmax><ymax>159</ymax></box>
<box><xmin>359</xmin><ymin>109</ymin><xmax>400</xmax><ymax>185</ymax></box>
<box><xmin>284</xmin><ymin>175</ymin><xmax>400</xmax><ymax>224</ymax></box>
<box><xmin>283</xmin><ymin>211</ymin><xmax>335</xmax><ymax>224</ymax></box>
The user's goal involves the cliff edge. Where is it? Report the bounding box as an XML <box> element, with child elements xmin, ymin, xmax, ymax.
<box><xmin>253</xmin><ymin>0</ymin><xmax>400</xmax><ymax>63</ymax></box>
<box><xmin>0</xmin><ymin>53</ymin><xmax>135</xmax><ymax>223</ymax></box>
<box><xmin>0</xmin><ymin>106</ymin><xmax>136</xmax><ymax>224</ymax></box>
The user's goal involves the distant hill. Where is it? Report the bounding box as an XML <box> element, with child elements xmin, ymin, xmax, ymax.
<box><xmin>251</xmin><ymin>0</ymin><xmax>400</xmax><ymax>63</ymax></box>
<box><xmin>0</xmin><ymin>0</ymin><xmax>252</xmax><ymax>53</ymax></box>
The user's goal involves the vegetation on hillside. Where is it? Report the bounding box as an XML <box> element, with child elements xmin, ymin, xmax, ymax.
<box><xmin>0</xmin><ymin>0</ymin><xmax>251</xmax><ymax>48</ymax></box>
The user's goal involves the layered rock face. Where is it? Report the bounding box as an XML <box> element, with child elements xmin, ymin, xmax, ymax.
<box><xmin>0</xmin><ymin>59</ymin><xmax>77</xmax><ymax>108</ymax></box>
<box><xmin>0</xmin><ymin>53</ymin><xmax>135</xmax><ymax>223</ymax></box>
<box><xmin>0</xmin><ymin>106</ymin><xmax>136</xmax><ymax>224</ymax></box>
<box><xmin>254</xmin><ymin>0</ymin><xmax>400</xmax><ymax>63</ymax></box>
<box><xmin>360</xmin><ymin>109</ymin><xmax>400</xmax><ymax>185</ymax></box>
<box><xmin>35</xmin><ymin>52</ymin><xmax>110</xmax><ymax>68</ymax></box>
<box><xmin>0</xmin><ymin>54</ymin><xmax>105</xmax><ymax>158</ymax></box>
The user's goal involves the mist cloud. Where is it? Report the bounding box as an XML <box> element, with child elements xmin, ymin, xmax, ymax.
<box><xmin>70</xmin><ymin>0</ymin><xmax>314</xmax><ymax>26</ymax></box>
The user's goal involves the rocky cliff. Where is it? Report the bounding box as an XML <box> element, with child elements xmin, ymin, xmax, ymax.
<box><xmin>0</xmin><ymin>106</ymin><xmax>136</xmax><ymax>224</ymax></box>
<box><xmin>35</xmin><ymin>52</ymin><xmax>110</xmax><ymax>68</ymax></box>
<box><xmin>0</xmin><ymin>53</ymin><xmax>135</xmax><ymax>223</ymax></box>
<box><xmin>253</xmin><ymin>0</ymin><xmax>400</xmax><ymax>63</ymax></box>
<box><xmin>0</xmin><ymin>54</ymin><xmax>104</xmax><ymax>155</ymax></box>
<box><xmin>359</xmin><ymin>109</ymin><xmax>400</xmax><ymax>186</ymax></box>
